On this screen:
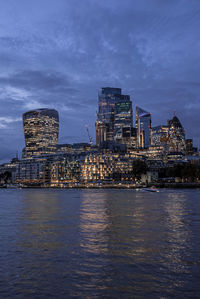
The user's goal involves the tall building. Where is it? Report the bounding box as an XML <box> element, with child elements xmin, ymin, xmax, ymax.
<box><xmin>185</xmin><ymin>139</ymin><xmax>193</xmax><ymax>155</ymax></box>
<box><xmin>135</xmin><ymin>106</ymin><xmax>152</xmax><ymax>148</ymax></box>
<box><xmin>168</xmin><ymin>115</ymin><xmax>185</xmax><ymax>153</ymax></box>
<box><xmin>23</xmin><ymin>108</ymin><xmax>59</xmax><ymax>157</ymax></box>
<box><xmin>114</xmin><ymin>98</ymin><xmax>133</xmax><ymax>145</ymax></box>
<box><xmin>152</xmin><ymin>125</ymin><xmax>169</xmax><ymax>147</ymax></box>
<box><xmin>96</xmin><ymin>87</ymin><xmax>133</xmax><ymax>146</ymax></box>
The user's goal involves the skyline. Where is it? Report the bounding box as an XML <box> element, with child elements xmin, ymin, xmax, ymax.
<box><xmin>0</xmin><ymin>0</ymin><xmax>200</xmax><ymax>163</ymax></box>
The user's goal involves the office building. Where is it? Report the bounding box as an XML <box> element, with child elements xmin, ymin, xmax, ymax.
<box><xmin>152</xmin><ymin>125</ymin><xmax>169</xmax><ymax>147</ymax></box>
<box><xmin>114</xmin><ymin>98</ymin><xmax>133</xmax><ymax>145</ymax></box>
<box><xmin>135</xmin><ymin>106</ymin><xmax>152</xmax><ymax>148</ymax></box>
<box><xmin>23</xmin><ymin>108</ymin><xmax>59</xmax><ymax>157</ymax></box>
<box><xmin>96</xmin><ymin>87</ymin><xmax>133</xmax><ymax>146</ymax></box>
<box><xmin>168</xmin><ymin>115</ymin><xmax>185</xmax><ymax>153</ymax></box>
<box><xmin>185</xmin><ymin>139</ymin><xmax>193</xmax><ymax>155</ymax></box>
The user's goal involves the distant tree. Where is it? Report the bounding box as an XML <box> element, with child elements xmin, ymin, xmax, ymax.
<box><xmin>159</xmin><ymin>163</ymin><xmax>200</xmax><ymax>182</ymax></box>
<box><xmin>132</xmin><ymin>160</ymin><xmax>148</xmax><ymax>180</ymax></box>
<box><xmin>0</xmin><ymin>171</ymin><xmax>12</xmax><ymax>184</ymax></box>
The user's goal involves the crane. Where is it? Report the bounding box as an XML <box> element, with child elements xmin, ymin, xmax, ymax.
<box><xmin>85</xmin><ymin>124</ymin><xmax>93</xmax><ymax>145</ymax></box>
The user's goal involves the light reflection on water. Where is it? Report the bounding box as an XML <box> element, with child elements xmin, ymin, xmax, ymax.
<box><xmin>0</xmin><ymin>189</ymin><xmax>200</xmax><ymax>297</ymax></box>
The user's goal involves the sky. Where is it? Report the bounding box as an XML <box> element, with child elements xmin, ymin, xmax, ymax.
<box><xmin>0</xmin><ymin>0</ymin><xmax>200</xmax><ymax>163</ymax></box>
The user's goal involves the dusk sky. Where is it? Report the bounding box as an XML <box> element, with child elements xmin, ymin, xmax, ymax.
<box><xmin>0</xmin><ymin>0</ymin><xmax>200</xmax><ymax>163</ymax></box>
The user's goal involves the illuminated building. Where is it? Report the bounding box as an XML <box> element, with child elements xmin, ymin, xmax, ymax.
<box><xmin>114</xmin><ymin>97</ymin><xmax>133</xmax><ymax>145</ymax></box>
<box><xmin>123</xmin><ymin>127</ymin><xmax>137</xmax><ymax>148</ymax></box>
<box><xmin>168</xmin><ymin>115</ymin><xmax>185</xmax><ymax>153</ymax></box>
<box><xmin>82</xmin><ymin>152</ymin><xmax>134</xmax><ymax>182</ymax></box>
<box><xmin>185</xmin><ymin>139</ymin><xmax>193</xmax><ymax>155</ymax></box>
<box><xmin>152</xmin><ymin>125</ymin><xmax>169</xmax><ymax>148</ymax></box>
<box><xmin>96</xmin><ymin>87</ymin><xmax>133</xmax><ymax>146</ymax></box>
<box><xmin>23</xmin><ymin>108</ymin><xmax>59</xmax><ymax>157</ymax></box>
<box><xmin>135</xmin><ymin>106</ymin><xmax>152</xmax><ymax>148</ymax></box>
<box><xmin>15</xmin><ymin>156</ymin><xmax>51</xmax><ymax>185</ymax></box>
<box><xmin>51</xmin><ymin>158</ymin><xmax>81</xmax><ymax>186</ymax></box>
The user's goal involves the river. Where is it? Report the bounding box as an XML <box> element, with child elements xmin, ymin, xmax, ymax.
<box><xmin>0</xmin><ymin>188</ymin><xmax>200</xmax><ymax>298</ymax></box>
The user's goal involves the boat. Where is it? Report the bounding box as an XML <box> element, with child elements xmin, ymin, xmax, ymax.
<box><xmin>142</xmin><ymin>186</ymin><xmax>160</xmax><ymax>193</ymax></box>
<box><xmin>6</xmin><ymin>184</ymin><xmax>21</xmax><ymax>189</ymax></box>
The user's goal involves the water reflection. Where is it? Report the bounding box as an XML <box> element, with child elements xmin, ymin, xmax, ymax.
<box><xmin>80</xmin><ymin>190</ymin><xmax>109</xmax><ymax>255</ymax></box>
<box><xmin>0</xmin><ymin>189</ymin><xmax>200</xmax><ymax>298</ymax></box>
<box><xmin>18</xmin><ymin>190</ymin><xmax>64</xmax><ymax>251</ymax></box>
<box><xmin>164</xmin><ymin>192</ymin><xmax>190</xmax><ymax>274</ymax></box>
<box><xmin>79</xmin><ymin>189</ymin><xmax>196</xmax><ymax>296</ymax></box>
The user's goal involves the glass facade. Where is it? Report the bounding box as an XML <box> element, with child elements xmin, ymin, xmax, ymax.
<box><xmin>168</xmin><ymin>116</ymin><xmax>185</xmax><ymax>153</ymax></box>
<box><xmin>114</xmin><ymin>98</ymin><xmax>133</xmax><ymax>144</ymax></box>
<box><xmin>135</xmin><ymin>106</ymin><xmax>152</xmax><ymax>148</ymax></box>
<box><xmin>152</xmin><ymin>125</ymin><xmax>169</xmax><ymax>147</ymax></box>
<box><xmin>96</xmin><ymin>87</ymin><xmax>133</xmax><ymax>146</ymax></box>
<box><xmin>23</xmin><ymin>108</ymin><xmax>59</xmax><ymax>157</ymax></box>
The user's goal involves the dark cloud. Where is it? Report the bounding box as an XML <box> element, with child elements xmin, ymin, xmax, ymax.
<box><xmin>0</xmin><ymin>70</ymin><xmax>78</xmax><ymax>93</ymax></box>
<box><xmin>0</xmin><ymin>0</ymin><xmax>200</xmax><ymax>162</ymax></box>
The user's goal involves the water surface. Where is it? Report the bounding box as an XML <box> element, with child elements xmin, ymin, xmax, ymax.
<box><xmin>0</xmin><ymin>188</ymin><xmax>200</xmax><ymax>298</ymax></box>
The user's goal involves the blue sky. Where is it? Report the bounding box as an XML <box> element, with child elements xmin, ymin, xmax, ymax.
<box><xmin>0</xmin><ymin>0</ymin><xmax>200</xmax><ymax>162</ymax></box>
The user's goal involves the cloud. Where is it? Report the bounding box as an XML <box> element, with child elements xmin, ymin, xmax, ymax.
<box><xmin>0</xmin><ymin>116</ymin><xmax>21</xmax><ymax>128</ymax></box>
<box><xmin>0</xmin><ymin>0</ymin><xmax>200</xmax><ymax>162</ymax></box>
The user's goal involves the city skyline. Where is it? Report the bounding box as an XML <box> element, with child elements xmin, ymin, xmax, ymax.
<box><xmin>0</xmin><ymin>0</ymin><xmax>200</xmax><ymax>163</ymax></box>
<box><xmin>0</xmin><ymin>85</ymin><xmax>196</xmax><ymax>163</ymax></box>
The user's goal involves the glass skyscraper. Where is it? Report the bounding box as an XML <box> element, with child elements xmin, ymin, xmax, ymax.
<box><xmin>168</xmin><ymin>115</ymin><xmax>185</xmax><ymax>152</ymax></box>
<box><xmin>23</xmin><ymin>108</ymin><xmax>59</xmax><ymax>157</ymax></box>
<box><xmin>114</xmin><ymin>98</ymin><xmax>133</xmax><ymax>144</ymax></box>
<box><xmin>96</xmin><ymin>87</ymin><xmax>133</xmax><ymax>146</ymax></box>
<box><xmin>135</xmin><ymin>106</ymin><xmax>152</xmax><ymax>148</ymax></box>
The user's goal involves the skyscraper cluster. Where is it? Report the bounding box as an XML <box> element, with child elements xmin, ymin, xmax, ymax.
<box><xmin>95</xmin><ymin>87</ymin><xmax>185</xmax><ymax>153</ymax></box>
<box><xmin>96</xmin><ymin>88</ymin><xmax>133</xmax><ymax>147</ymax></box>
<box><xmin>1</xmin><ymin>86</ymin><xmax>198</xmax><ymax>188</ymax></box>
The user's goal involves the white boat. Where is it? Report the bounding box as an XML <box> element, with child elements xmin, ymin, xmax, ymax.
<box><xmin>6</xmin><ymin>184</ymin><xmax>20</xmax><ymax>189</ymax></box>
<box><xmin>142</xmin><ymin>187</ymin><xmax>160</xmax><ymax>193</ymax></box>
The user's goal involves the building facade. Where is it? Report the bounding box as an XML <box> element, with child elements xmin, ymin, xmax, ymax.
<box><xmin>152</xmin><ymin>125</ymin><xmax>169</xmax><ymax>147</ymax></box>
<box><xmin>23</xmin><ymin>108</ymin><xmax>59</xmax><ymax>157</ymax></box>
<box><xmin>168</xmin><ymin>115</ymin><xmax>185</xmax><ymax>153</ymax></box>
<box><xmin>96</xmin><ymin>87</ymin><xmax>133</xmax><ymax>146</ymax></box>
<box><xmin>135</xmin><ymin>106</ymin><xmax>152</xmax><ymax>148</ymax></box>
<box><xmin>114</xmin><ymin>97</ymin><xmax>133</xmax><ymax>144</ymax></box>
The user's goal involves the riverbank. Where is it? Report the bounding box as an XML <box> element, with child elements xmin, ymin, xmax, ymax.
<box><xmin>1</xmin><ymin>182</ymin><xmax>200</xmax><ymax>189</ymax></box>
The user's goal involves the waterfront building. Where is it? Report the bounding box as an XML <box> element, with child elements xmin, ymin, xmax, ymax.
<box><xmin>96</xmin><ymin>87</ymin><xmax>133</xmax><ymax>146</ymax></box>
<box><xmin>82</xmin><ymin>152</ymin><xmax>134</xmax><ymax>182</ymax></box>
<box><xmin>15</xmin><ymin>156</ymin><xmax>51</xmax><ymax>185</ymax></box>
<box><xmin>23</xmin><ymin>108</ymin><xmax>59</xmax><ymax>157</ymax></box>
<box><xmin>135</xmin><ymin>106</ymin><xmax>152</xmax><ymax>148</ymax></box>
<box><xmin>51</xmin><ymin>158</ymin><xmax>82</xmax><ymax>186</ymax></box>
<box><xmin>168</xmin><ymin>115</ymin><xmax>185</xmax><ymax>153</ymax></box>
<box><xmin>0</xmin><ymin>157</ymin><xmax>19</xmax><ymax>184</ymax></box>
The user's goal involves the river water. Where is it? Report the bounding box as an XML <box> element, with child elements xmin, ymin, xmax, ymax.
<box><xmin>0</xmin><ymin>188</ymin><xmax>200</xmax><ymax>298</ymax></box>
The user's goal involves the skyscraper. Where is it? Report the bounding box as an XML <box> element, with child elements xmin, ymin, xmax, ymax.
<box><xmin>151</xmin><ymin>125</ymin><xmax>169</xmax><ymax>147</ymax></box>
<box><xmin>168</xmin><ymin>115</ymin><xmax>185</xmax><ymax>152</ymax></box>
<box><xmin>114</xmin><ymin>98</ymin><xmax>133</xmax><ymax>144</ymax></box>
<box><xmin>23</xmin><ymin>108</ymin><xmax>59</xmax><ymax>157</ymax></box>
<box><xmin>135</xmin><ymin>106</ymin><xmax>152</xmax><ymax>148</ymax></box>
<box><xmin>96</xmin><ymin>87</ymin><xmax>133</xmax><ymax>146</ymax></box>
